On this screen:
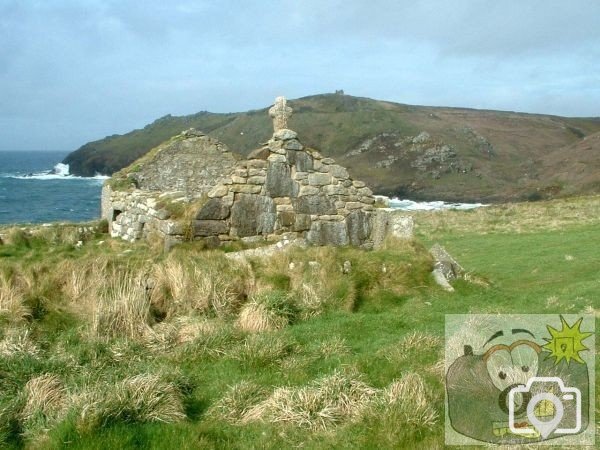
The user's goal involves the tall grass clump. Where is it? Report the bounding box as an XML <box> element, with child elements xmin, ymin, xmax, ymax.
<box><xmin>0</xmin><ymin>327</ymin><xmax>39</xmax><ymax>357</ymax></box>
<box><xmin>76</xmin><ymin>374</ymin><xmax>186</xmax><ymax>432</ymax></box>
<box><xmin>253</xmin><ymin>247</ymin><xmax>356</xmax><ymax>318</ymax></box>
<box><xmin>92</xmin><ymin>269</ymin><xmax>152</xmax><ymax>340</ymax></box>
<box><xmin>236</xmin><ymin>290</ymin><xmax>296</xmax><ymax>332</ymax></box>
<box><xmin>59</xmin><ymin>257</ymin><xmax>112</xmax><ymax>306</ymax></box>
<box><xmin>209</xmin><ymin>381</ymin><xmax>269</xmax><ymax>424</ymax></box>
<box><xmin>379</xmin><ymin>372</ymin><xmax>438</xmax><ymax>429</ymax></box>
<box><xmin>150</xmin><ymin>251</ymin><xmax>253</xmax><ymax>319</ymax></box>
<box><xmin>19</xmin><ymin>374</ymin><xmax>68</xmax><ymax>439</ymax></box>
<box><xmin>379</xmin><ymin>331</ymin><xmax>442</xmax><ymax>363</ymax></box>
<box><xmin>0</xmin><ymin>273</ymin><xmax>30</xmax><ymax>324</ymax></box>
<box><xmin>242</xmin><ymin>369</ymin><xmax>378</xmax><ymax>430</ymax></box>
<box><xmin>3</xmin><ymin>227</ymin><xmax>30</xmax><ymax>247</ymax></box>
<box><xmin>229</xmin><ymin>332</ymin><xmax>296</xmax><ymax>368</ymax></box>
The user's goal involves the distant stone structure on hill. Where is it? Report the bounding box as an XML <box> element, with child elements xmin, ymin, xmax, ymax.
<box><xmin>102</xmin><ymin>97</ymin><xmax>406</xmax><ymax>249</ymax></box>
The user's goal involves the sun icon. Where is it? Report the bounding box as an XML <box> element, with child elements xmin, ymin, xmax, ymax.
<box><xmin>542</xmin><ymin>316</ymin><xmax>593</xmax><ymax>365</ymax></box>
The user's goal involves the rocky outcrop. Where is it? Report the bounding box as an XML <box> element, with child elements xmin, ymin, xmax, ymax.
<box><xmin>346</xmin><ymin>131</ymin><xmax>472</xmax><ymax>179</ymax></box>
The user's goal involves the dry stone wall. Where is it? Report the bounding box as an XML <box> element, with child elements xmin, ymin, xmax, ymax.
<box><xmin>102</xmin><ymin>187</ymin><xmax>187</xmax><ymax>243</ymax></box>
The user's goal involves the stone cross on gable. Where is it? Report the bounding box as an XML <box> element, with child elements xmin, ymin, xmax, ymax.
<box><xmin>269</xmin><ymin>96</ymin><xmax>293</xmax><ymax>132</ymax></box>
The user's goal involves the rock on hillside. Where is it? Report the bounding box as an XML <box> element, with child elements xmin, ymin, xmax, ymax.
<box><xmin>63</xmin><ymin>93</ymin><xmax>600</xmax><ymax>202</ymax></box>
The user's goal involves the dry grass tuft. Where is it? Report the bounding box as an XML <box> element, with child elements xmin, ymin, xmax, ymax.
<box><xmin>380</xmin><ymin>331</ymin><xmax>442</xmax><ymax>363</ymax></box>
<box><xmin>77</xmin><ymin>374</ymin><xmax>186</xmax><ymax>432</ymax></box>
<box><xmin>34</xmin><ymin>225</ymin><xmax>82</xmax><ymax>246</ymax></box>
<box><xmin>242</xmin><ymin>370</ymin><xmax>378</xmax><ymax>430</ymax></box>
<box><xmin>230</xmin><ymin>333</ymin><xmax>295</xmax><ymax>368</ymax></box>
<box><xmin>142</xmin><ymin>322</ymin><xmax>179</xmax><ymax>352</ymax></box>
<box><xmin>178</xmin><ymin>322</ymin><xmax>241</xmax><ymax>359</ymax></box>
<box><xmin>380</xmin><ymin>372</ymin><xmax>438</xmax><ymax>429</ymax></box>
<box><xmin>20</xmin><ymin>374</ymin><xmax>68</xmax><ymax>436</ymax></box>
<box><xmin>174</xmin><ymin>316</ymin><xmax>220</xmax><ymax>344</ymax></box>
<box><xmin>143</xmin><ymin>316</ymin><xmax>228</xmax><ymax>351</ymax></box>
<box><xmin>0</xmin><ymin>274</ymin><xmax>30</xmax><ymax>324</ymax></box>
<box><xmin>0</xmin><ymin>328</ymin><xmax>39</xmax><ymax>357</ymax></box>
<box><xmin>237</xmin><ymin>301</ymin><xmax>286</xmax><ymax>332</ymax></box>
<box><xmin>3</xmin><ymin>227</ymin><xmax>29</xmax><ymax>246</ymax></box>
<box><xmin>209</xmin><ymin>381</ymin><xmax>269</xmax><ymax>424</ymax></box>
<box><xmin>59</xmin><ymin>257</ymin><xmax>111</xmax><ymax>306</ymax></box>
<box><xmin>236</xmin><ymin>291</ymin><xmax>294</xmax><ymax>333</ymax></box>
<box><xmin>150</xmin><ymin>254</ymin><xmax>251</xmax><ymax>319</ymax></box>
<box><xmin>426</xmin><ymin>358</ymin><xmax>446</xmax><ymax>379</ymax></box>
<box><xmin>92</xmin><ymin>269</ymin><xmax>152</xmax><ymax>340</ymax></box>
<box><xmin>150</xmin><ymin>259</ymin><xmax>204</xmax><ymax>315</ymax></box>
<box><xmin>318</xmin><ymin>336</ymin><xmax>351</xmax><ymax>358</ymax></box>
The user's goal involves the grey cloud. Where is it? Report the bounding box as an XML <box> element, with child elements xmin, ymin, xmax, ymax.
<box><xmin>0</xmin><ymin>0</ymin><xmax>598</xmax><ymax>150</ymax></box>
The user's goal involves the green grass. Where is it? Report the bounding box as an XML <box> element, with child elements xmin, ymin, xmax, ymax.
<box><xmin>1</xmin><ymin>196</ymin><xmax>599</xmax><ymax>448</ymax></box>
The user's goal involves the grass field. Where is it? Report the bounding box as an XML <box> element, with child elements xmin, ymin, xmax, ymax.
<box><xmin>1</xmin><ymin>196</ymin><xmax>598</xmax><ymax>449</ymax></box>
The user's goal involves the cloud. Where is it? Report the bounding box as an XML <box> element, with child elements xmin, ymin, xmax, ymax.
<box><xmin>0</xmin><ymin>0</ymin><xmax>598</xmax><ymax>150</ymax></box>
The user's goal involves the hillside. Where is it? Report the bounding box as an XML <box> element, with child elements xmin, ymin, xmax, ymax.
<box><xmin>63</xmin><ymin>94</ymin><xmax>600</xmax><ymax>202</ymax></box>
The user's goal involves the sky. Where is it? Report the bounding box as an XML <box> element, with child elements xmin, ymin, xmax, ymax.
<box><xmin>1</xmin><ymin>0</ymin><xmax>599</xmax><ymax>151</ymax></box>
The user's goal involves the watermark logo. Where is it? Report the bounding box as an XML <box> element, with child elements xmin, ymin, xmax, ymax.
<box><xmin>445</xmin><ymin>314</ymin><xmax>595</xmax><ymax>446</ymax></box>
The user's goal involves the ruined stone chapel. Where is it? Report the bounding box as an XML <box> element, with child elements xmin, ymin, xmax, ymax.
<box><xmin>102</xmin><ymin>97</ymin><xmax>403</xmax><ymax>249</ymax></box>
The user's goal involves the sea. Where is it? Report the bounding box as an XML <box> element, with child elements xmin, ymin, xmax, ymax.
<box><xmin>0</xmin><ymin>151</ymin><xmax>484</xmax><ymax>225</ymax></box>
<box><xmin>0</xmin><ymin>151</ymin><xmax>108</xmax><ymax>225</ymax></box>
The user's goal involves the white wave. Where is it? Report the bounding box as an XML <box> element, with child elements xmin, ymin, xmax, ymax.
<box><xmin>52</xmin><ymin>162</ymin><xmax>70</xmax><ymax>176</ymax></box>
<box><xmin>376</xmin><ymin>196</ymin><xmax>485</xmax><ymax>211</ymax></box>
<box><xmin>2</xmin><ymin>162</ymin><xmax>109</xmax><ymax>181</ymax></box>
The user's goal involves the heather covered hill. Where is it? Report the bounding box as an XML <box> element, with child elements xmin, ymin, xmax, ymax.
<box><xmin>63</xmin><ymin>93</ymin><xmax>600</xmax><ymax>202</ymax></box>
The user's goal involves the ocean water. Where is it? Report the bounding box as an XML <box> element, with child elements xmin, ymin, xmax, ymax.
<box><xmin>0</xmin><ymin>151</ymin><xmax>107</xmax><ymax>225</ymax></box>
<box><xmin>0</xmin><ymin>151</ymin><xmax>484</xmax><ymax>226</ymax></box>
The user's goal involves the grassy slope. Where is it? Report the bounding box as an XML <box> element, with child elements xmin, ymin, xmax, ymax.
<box><xmin>1</xmin><ymin>196</ymin><xmax>599</xmax><ymax>449</ymax></box>
<box><xmin>63</xmin><ymin>94</ymin><xmax>600</xmax><ymax>202</ymax></box>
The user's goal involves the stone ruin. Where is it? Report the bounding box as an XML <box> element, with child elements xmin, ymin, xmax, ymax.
<box><xmin>101</xmin><ymin>130</ymin><xmax>237</xmax><ymax>242</ymax></box>
<box><xmin>102</xmin><ymin>96</ymin><xmax>409</xmax><ymax>249</ymax></box>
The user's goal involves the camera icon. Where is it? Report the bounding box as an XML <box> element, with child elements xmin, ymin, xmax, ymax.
<box><xmin>509</xmin><ymin>376</ymin><xmax>581</xmax><ymax>439</ymax></box>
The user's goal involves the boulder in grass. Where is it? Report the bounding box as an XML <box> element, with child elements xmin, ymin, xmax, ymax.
<box><xmin>430</xmin><ymin>243</ymin><xmax>465</xmax><ymax>292</ymax></box>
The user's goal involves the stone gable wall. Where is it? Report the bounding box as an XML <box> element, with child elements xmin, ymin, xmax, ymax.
<box><xmin>130</xmin><ymin>130</ymin><xmax>237</xmax><ymax>196</ymax></box>
<box><xmin>102</xmin><ymin>129</ymin><xmax>236</xmax><ymax>243</ymax></box>
<box><xmin>193</xmin><ymin>129</ymin><xmax>377</xmax><ymax>248</ymax></box>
